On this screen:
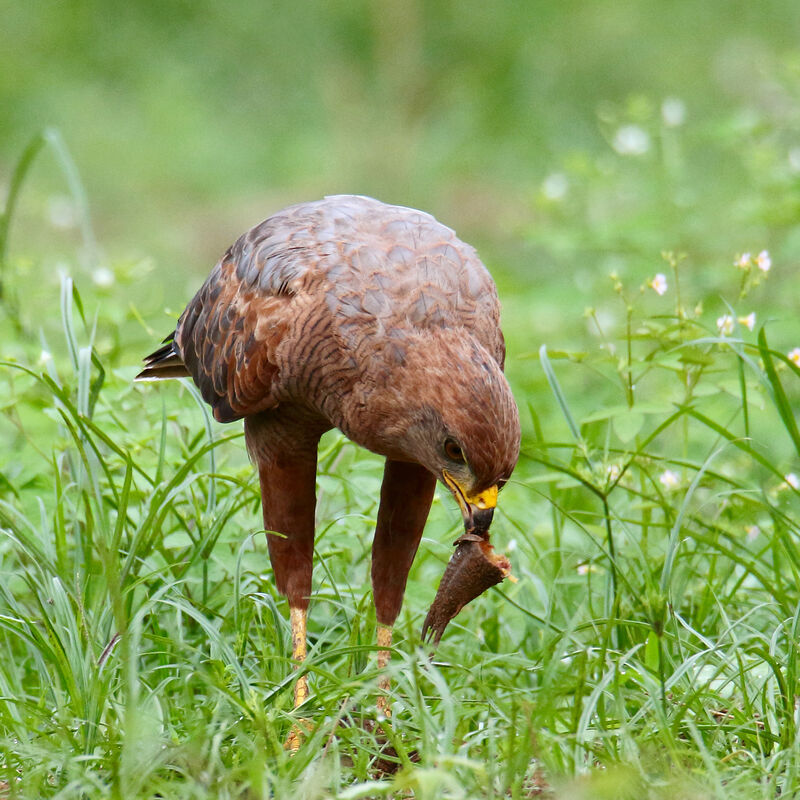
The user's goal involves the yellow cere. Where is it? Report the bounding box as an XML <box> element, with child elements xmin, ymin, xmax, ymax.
<box><xmin>465</xmin><ymin>484</ymin><xmax>498</xmax><ymax>510</ymax></box>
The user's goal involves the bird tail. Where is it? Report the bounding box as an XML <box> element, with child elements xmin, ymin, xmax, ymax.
<box><xmin>134</xmin><ymin>332</ymin><xmax>190</xmax><ymax>381</ymax></box>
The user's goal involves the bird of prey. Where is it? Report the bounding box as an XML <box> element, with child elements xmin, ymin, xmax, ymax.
<box><xmin>136</xmin><ymin>195</ymin><xmax>520</xmax><ymax>743</ymax></box>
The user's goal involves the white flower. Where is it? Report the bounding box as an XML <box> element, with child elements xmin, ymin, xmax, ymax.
<box><xmin>92</xmin><ymin>267</ymin><xmax>115</xmax><ymax>288</ymax></box>
<box><xmin>738</xmin><ymin>312</ymin><xmax>756</xmax><ymax>331</ymax></box>
<box><xmin>542</xmin><ymin>173</ymin><xmax>569</xmax><ymax>201</ymax></box>
<box><xmin>577</xmin><ymin>563</ymin><xmax>595</xmax><ymax>576</ymax></box>
<box><xmin>613</xmin><ymin>125</ymin><xmax>651</xmax><ymax>156</ymax></box>
<box><xmin>756</xmin><ymin>250</ymin><xmax>771</xmax><ymax>273</ymax></box>
<box><xmin>786</xmin><ymin>473</ymin><xmax>799</xmax><ymax>490</ymax></box>
<box><xmin>735</xmin><ymin>253</ymin><xmax>752</xmax><ymax>269</ymax></box>
<box><xmin>716</xmin><ymin>315</ymin><xmax>734</xmax><ymax>336</ymax></box>
<box><xmin>661</xmin><ymin>98</ymin><xmax>686</xmax><ymax>127</ymax></box>
<box><xmin>38</xmin><ymin>350</ymin><xmax>52</xmax><ymax>365</ymax></box>
<box><xmin>659</xmin><ymin>469</ymin><xmax>680</xmax><ymax>489</ymax></box>
<box><xmin>745</xmin><ymin>525</ymin><xmax>760</xmax><ymax>542</ymax></box>
<box><xmin>788</xmin><ymin>348</ymin><xmax>800</xmax><ymax>366</ymax></box>
<box><xmin>649</xmin><ymin>273</ymin><xmax>668</xmax><ymax>296</ymax></box>
<box><xmin>606</xmin><ymin>464</ymin><xmax>621</xmax><ymax>481</ymax></box>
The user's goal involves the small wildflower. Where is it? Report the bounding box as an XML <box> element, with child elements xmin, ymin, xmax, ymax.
<box><xmin>38</xmin><ymin>350</ymin><xmax>52</xmax><ymax>365</ymax></box>
<box><xmin>788</xmin><ymin>348</ymin><xmax>800</xmax><ymax>366</ymax></box>
<box><xmin>92</xmin><ymin>267</ymin><xmax>115</xmax><ymax>288</ymax></box>
<box><xmin>738</xmin><ymin>312</ymin><xmax>756</xmax><ymax>331</ymax></box>
<box><xmin>613</xmin><ymin>125</ymin><xmax>651</xmax><ymax>156</ymax></box>
<box><xmin>716</xmin><ymin>314</ymin><xmax>734</xmax><ymax>336</ymax></box>
<box><xmin>735</xmin><ymin>253</ymin><xmax>752</xmax><ymax>269</ymax></box>
<box><xmin>755</xmin><ymin>250</ymin><xmax>771</xmax><ymax>273</ymax></box>
<box><xmin>606</xmin><ymin>464</ymin><xmax>621</xmax><ymax>482</ymax></box>
<box><xmin>577</xmin><ymin>563</ymin><xmax>594</xmax><ymax>576</ymax></box>
<box><xmin>542</xmin><ymin>173</ymin><xmax>568</xmax><ymax>201</ymax></box>
<box><xmin>661</xmin><ymin>97</ymin><xmax>686</xmax><ymax>127</ymax></box>
<box><xmin>745</xmin><ymin>525</ymin><xmax>760</xmax><ymax>542</ymax></box>
<box><xmin>786</xmin><ymin>473</ymin><xmax>799</xmax><ymax>490</ymax></box>
<box><xmin>649</xmin><ymin>273</ymin><xmax>668</xmax><ymax>296</ymax></box>
<box><xmin>659</xmin><ymin>469</ymin><xmax>680</xmax><ymax>489</ymax></box>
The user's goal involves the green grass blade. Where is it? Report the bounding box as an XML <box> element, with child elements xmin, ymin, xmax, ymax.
<box><xmin>539</xmin><ymin>344</ymin><xmax>582</xmax><ymax>444</ymax></box>
<box><xmin>758</xmin><ymin>326</ymin><xmax>800</xmax><ymax>460</ymax></box>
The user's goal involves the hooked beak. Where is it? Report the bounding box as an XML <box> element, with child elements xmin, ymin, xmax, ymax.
<box><xmin>442</xmin><ymin>471</ymin><xmax>498</xmax><ymax>536</ymax></box>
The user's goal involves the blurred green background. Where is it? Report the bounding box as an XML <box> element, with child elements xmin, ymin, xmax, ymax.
<box><xmin>2</xmin><ymin>0</ymin><xmax>800</xmax><ymax>422</ymax></box>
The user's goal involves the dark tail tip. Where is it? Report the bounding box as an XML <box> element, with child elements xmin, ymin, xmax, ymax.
<box><xmin>135</xmin><ymin>333</ymin><xmax>189</xmax><ymax>381</ymax></box>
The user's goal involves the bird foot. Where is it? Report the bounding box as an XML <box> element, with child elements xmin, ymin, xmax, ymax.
<box><xmin>422</xmin><ymin>531</ymin><xmax>513</xmax><ymax>645</ymax></box>
<box><xmin>376</xmin><ymin>693</ymin><xmax>391</xmax><ymax>719</ymax></box>
<box><xmin>344</xmin><ymin>716</ymin><xmax>420</xmax><ymax>776</ymax></box>
<box><xmin>284</xmin><ymin>717</ymin><xmax>313</xmax><ymax>752</ymax></box>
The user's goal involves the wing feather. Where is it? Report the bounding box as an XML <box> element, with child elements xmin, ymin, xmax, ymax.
<box><xmin>167</xmin><ymin>213</ymin><xmax>317</xmax><ymax>422</ymax></box>
<box><xmin>138</xmin><ymin>195</ymin><xmax>508</xmax><ymax>421</ymax></box>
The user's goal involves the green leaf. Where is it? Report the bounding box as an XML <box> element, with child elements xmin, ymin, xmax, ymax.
<box><xmin>678</xmin><ymin>346</ymin><xmax>715</xmax><ymax>366</ymax></box>
<box><xmin>613</xmin><ymin>410</ymin><xmax>644</xmax><ymax>443</ymax></box>
<box><xmin>582</xmin><ymin>402</ymin><xmax>673</xmax><ymax>423</ymax></box>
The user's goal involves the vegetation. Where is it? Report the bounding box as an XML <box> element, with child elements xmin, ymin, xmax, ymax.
<box><xmin>2</xmin><ymin>3</ymin><xmax>800</xmax><ymax>797</ymax></box>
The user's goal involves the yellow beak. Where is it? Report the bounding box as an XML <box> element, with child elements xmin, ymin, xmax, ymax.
<box><xmin>442</xmin><ymin>471</ymin><xmax>498</xmax><ymax>533</ymax></box>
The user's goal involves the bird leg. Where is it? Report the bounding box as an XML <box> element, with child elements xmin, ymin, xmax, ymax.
<box><xmin>244</xmin><ymin>409</ymin><xmax>329</xmax><ymax>752</ymax></box>
<box><xmin>290</xmin><ymin>605</ymin><xmax>309</xmax><ymax>706</ymax></box>
<box><xmin>285</xmin><ymin>604</ymin><xmax>309</xmax><ymax>752</ymax></box>
<box><xmin>371</xmin><ymin>460</ymin><xmax>436</xmax><ymax>716</ymax></box>
<box><xmin>376</xmin><ymin>624</ymin><xmax>393</xmax><ymax>717</ymax></box>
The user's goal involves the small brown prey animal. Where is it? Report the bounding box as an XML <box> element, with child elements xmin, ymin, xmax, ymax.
<box><xmin>137</xmin><ymin>195</ymin><xmax>521</xmax><ymax>747</ymax></box>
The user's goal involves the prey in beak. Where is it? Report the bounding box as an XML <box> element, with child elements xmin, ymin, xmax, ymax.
<box><xmin>422</xmin><ymin>473</ymin><xmax>514</xmax><ymax>645</ymax></box>
<box><xmin>444</xmin><ymin>474</ymin><xmax>498</xmax><ymax>534</ymax></box>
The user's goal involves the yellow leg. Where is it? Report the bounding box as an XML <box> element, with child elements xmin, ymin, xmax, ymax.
<box><xmin>376</xmin><ymin>624</ymin><xmax>392</xmax><ymax>718</ymax></box>
<box><xmin>285</xmin><ymin>605</ymin><xmax>309</xmax><ymax>751</ymax></box>
<box><xmin>291</xmin><ymin>606</ymin><xmax>309</xmax><ymax>705</ymax></box>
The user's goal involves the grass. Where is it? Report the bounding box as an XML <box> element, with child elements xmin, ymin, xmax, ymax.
<box><xmin>2</xmin><ymin>87</ymin><xmax>800</xmax><ymax>799</ymax></box>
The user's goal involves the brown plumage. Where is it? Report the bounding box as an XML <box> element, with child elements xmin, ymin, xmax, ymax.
<box><xmin>137</xmin><ymin>194</ymin><xmax>520</xmax><ymax>734</ymax></box>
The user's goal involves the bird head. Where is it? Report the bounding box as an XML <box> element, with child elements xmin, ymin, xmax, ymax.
<box><xmin>409</xmin><ymin>386</ymin><xmax>519</xmax><ymax>538</ymax></box>
<box><xmin>365</xmin><ymin>329</ymin><xmax>521</xmax><ymax>537</ymax></box>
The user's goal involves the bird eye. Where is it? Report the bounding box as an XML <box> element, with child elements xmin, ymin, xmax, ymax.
<box><xmin>443</xmin><ymin>438</ymin><xmax>465</xmax><ymax>463</ymax></box>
